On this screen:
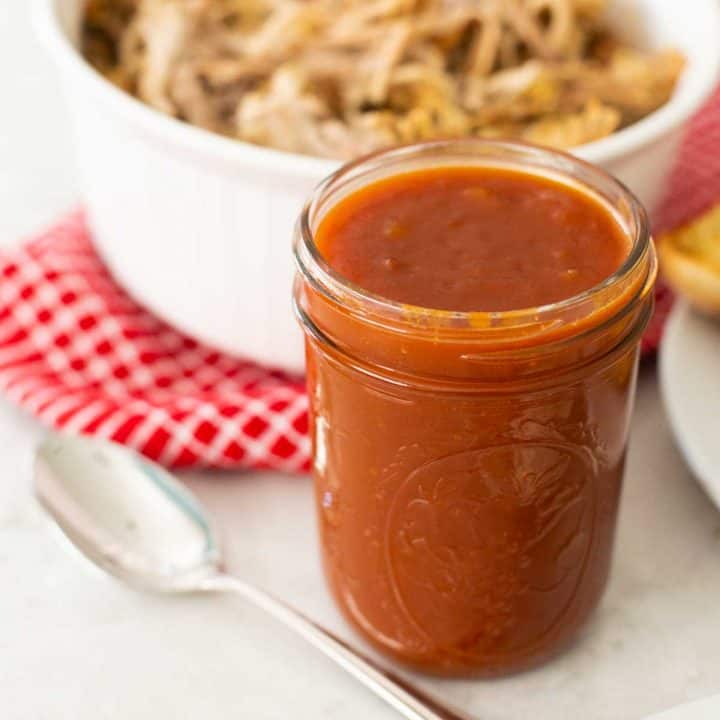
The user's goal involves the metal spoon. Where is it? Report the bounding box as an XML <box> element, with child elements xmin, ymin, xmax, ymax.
<box><xmin>34</xmin><ymin>433</ymin><xmax>469</xmax><ymax>720</ymax></box>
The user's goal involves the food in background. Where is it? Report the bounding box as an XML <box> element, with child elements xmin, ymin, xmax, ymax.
<box><xmin>659</xmin><ymin>205</ymin><xmax>720</xmax><ymax>316</ymax></box>
<box><xmin>83</xmin><ymin>0</ymin><xmax>685</xmax><ymax>159</ymax></box>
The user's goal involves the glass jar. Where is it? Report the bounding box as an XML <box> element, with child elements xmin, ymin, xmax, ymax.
<box><xmin>293</xmin><ymin>140</ymin><xmax>656</xmax><ymax>677</ymax></box>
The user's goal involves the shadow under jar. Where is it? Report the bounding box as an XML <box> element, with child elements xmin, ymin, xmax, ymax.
<box><xmin>293</xmin><ymin>140</ymin><xmax>656</xmax><ymax>677</ymax></box>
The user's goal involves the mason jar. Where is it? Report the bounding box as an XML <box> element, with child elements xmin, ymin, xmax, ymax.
<box><xmin>293</xmin><ymin>140</ymin><xmax>656</xmax><ymax>676</ymax></box>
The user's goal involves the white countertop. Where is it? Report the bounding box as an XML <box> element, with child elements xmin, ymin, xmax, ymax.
<box><xmin>2</xmin><ymin>2</ymin><xmax>720</xmax><ymax>718</ymax></box>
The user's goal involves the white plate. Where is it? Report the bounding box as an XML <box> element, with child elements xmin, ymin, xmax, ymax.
<box><xmin>659</xmin><ymin>301</ymin><xmax>720</xmax><ymax>509</ymax></box>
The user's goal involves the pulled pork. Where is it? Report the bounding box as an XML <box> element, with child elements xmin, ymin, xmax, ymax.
<box><xmin>84</xmin><ymin>0</ymin><xmax>685</xmax><ymax>159</ymax></box>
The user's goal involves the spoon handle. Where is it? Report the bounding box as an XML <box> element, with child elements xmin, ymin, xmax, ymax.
<box><xmin>200</xmin><ymin>574</ymin><xmax>471</xmax><ymax>720</ymax></box>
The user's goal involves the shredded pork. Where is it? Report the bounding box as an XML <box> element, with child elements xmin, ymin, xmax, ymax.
<box><xmin>83</xmin><ymin>0</ymin><xmax>685</xmax><ymax>159</ymax></box>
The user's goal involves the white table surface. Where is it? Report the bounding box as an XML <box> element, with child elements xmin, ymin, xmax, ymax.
<box><xmin>2</xmin><ymin>2</ymin><xmax>720</xmax><ymax>718</ymax></box>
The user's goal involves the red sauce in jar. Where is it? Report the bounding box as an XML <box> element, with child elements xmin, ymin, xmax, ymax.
<box><xmin>316</xmin><ymin>167</ymin><xmax>629</xmax><ymax>312</ymax></box>
<box><xmin>295</xmin><ymin>144</ymin><xmax>656</xmax><ymax>677</ymax></box>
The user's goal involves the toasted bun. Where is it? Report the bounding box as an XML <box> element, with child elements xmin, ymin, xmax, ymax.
<box><xmin>658</xmin><ymin>205</ymin><xmax>720</xmax><ymax>316</ymax></box>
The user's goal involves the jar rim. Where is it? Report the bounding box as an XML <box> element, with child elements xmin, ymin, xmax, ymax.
<box><xmin>294</xmin><ymin>138</ymin><xmax>652</xmax><ymax>339</ymax></box>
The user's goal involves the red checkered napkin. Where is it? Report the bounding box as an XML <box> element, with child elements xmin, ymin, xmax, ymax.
<box><xmin>655</xmin><ymin>85</ymin><xmax>720</xmax><ymax>234</ymax></box>
<box><xmin>0</xmin><ymin>213</ymin><xmax>309</xmax><ymax>471</ymax></box>
<box><xmin>1</xmin><ymin>87</ymin><xmax>718</xmax><ymax>470</ymax></box>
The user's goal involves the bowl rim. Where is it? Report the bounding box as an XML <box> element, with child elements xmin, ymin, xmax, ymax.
<box><xmin>37</xmin><ymin>0</ymin><xmax>720</xmax><ymax>178</ymax></box>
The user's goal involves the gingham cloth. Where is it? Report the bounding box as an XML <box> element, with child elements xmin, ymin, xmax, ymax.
<box><xmin>1</xmin><ymin>87</ymin><xmax>718</xmax><ymax>470</ymax></box>
<box><xmin>0</xmin><ymin>215</ymin><xmax>309</xmax><ymax>472</ymax></box>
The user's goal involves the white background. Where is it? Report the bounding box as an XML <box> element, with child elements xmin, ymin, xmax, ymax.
<box><xmin>2</xmin><ymin>2</ymin><xmax>720</xmax><ymax>718</ymax></box>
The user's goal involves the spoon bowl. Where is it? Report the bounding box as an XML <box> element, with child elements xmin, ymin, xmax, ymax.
<box><xmin>35</xmin><ymin>434</ymin><xmax>220</xmax><ymax>592</ymax></box>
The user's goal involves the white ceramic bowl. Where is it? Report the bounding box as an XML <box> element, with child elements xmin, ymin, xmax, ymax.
<box><xmin>38</xmin><ymin>0</ymin><xmax>720</xmax><ymax>372</ymax></box>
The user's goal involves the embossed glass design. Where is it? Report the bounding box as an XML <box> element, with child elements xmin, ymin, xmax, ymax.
<box><xmin>293</xmin><ymin>140</ymin><xmax>656</xmax><ymax>676</ymax></box>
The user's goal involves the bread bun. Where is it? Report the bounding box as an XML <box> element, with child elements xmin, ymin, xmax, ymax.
<box><xmin>658</xmin><ymin>204</ymin><xmax>720</xmax><ymax>315</ymax></box>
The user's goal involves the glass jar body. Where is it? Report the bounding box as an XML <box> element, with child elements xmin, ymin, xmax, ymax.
<box><xmin>304</xmin><ymin>333</ymin><xmax>642</xmax><ymax>676</ymax></box>
<box><xmin>293</xmin><ymin>139</ymin><xmax>656</xmax><ymax>676</ymax></box>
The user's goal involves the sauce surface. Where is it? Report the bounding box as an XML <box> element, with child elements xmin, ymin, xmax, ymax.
<box><xmin>316</xmin><ymin>166</ymin><xmax>629</xmax><ymax>312</ymax></box>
